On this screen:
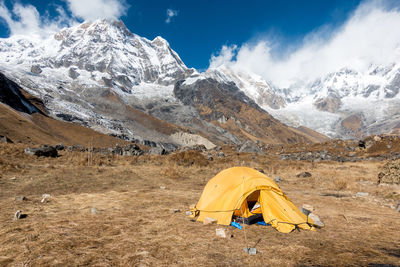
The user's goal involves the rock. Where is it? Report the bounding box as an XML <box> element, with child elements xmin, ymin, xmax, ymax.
<box><xmin>309</xmin><ymin>213</ymin><xmax>324</xmax><ymax>228</ymax></box>
<box><xmin>14</xmin><ymin>210</ymin><xmax>22</xmax><ymax>220</ymax></box>
<box><xmin>68</xmin><ymin>67</ymin><xmax>80</xmax><ymax>79</ymax></box>
<box><xmin>67</xmin><ymin>144</ymin><xmax>85</xmax><ymax>152</ymax></box>
<box><xmin>41</xmin><ymin>194</ymin><xmax>51</xmax><ymax>203</ymax></box>
<box><xmin>149</xmin><ymin>146</ymin><xmax>166</xmax><ymax>155</ymax></box>
<box><xmin>296</xmin><ymin>172</ymin><xmax>312</xmax><ymax>178</ymax></box>
<box><xmin>243</xmin><ymin>247</ymin><xmax>257</xmax><ymax>255</ymax></box>
<box><xmin>238</xmin><ymin>141</ymin><xmax>264</xmax><ymax>155</ymax></box>
<box><xmin>378</xmin><ymin>159</ymin><xmax>400</xmax><ymax>184</ymax></box>
<box><xmin>172</xmin><ymin>209</ymin><xmax>181</xmax><ymax>213</ymax></box>
<box><xmin>373</xmin><ymin>135</ymin><xmax>382</xmax><ymax>142</ymax></box>
<box><xmin>91</xmin><ymin>207</ymin><xmax>98</xmax><ymax>215</ymax></box>
<box><xmin>274</xmin><ymin>176</ymin><xmax>282</xmax><ymax>183</ymax></box>
<box><xmin>55</xmin><ymin>143</ymin><xmax>65</xmax><ymax>150</ymax></box>
<box><xmin>24</xmin><ymin>146</ymin><xmax>58</xmax><ymax>157</ymax></box>
<box><xmin>356</xmin><ymin>192</ymin><xmax>369</xmax><ymax>197</ymax></box>
<box><xmin>0</xmin><ymin>135</ymin><xmax>13</xmax><ymax>143</ymax></box>
<box><xmin>203</xmin><ymin>217</ymin><xmax>217</xmax><ymax>225</ymax></box>
<box><xmin>301</xmin><ymin>204</ymin><xmax>314</xmax><ymax>216</ymax></box>
<box><xmin>159</xmin><ymin>186</ymin><xmax>166</xmax><ymax>190</ymax></box>
<box><xmin>15</xmin><ymin>196</ymin><xmax>27</xmax><ymax>201</ymax></box>
<box><xmin>31</xmin><ymin>65</ymin><xmax>42</xmax><ymax>74</ymax></box>
<box><xmin>396</xmin><ymin>200</ymin><xmax>400</xmax><ymax>212</ymax></box>
<box><xmin>215</xmin><ymin>228</ymin><xmax>227</xmax><ymax>238</ymax></box>
<box><xmin>185</xmin><ymin>211</ymin><xmax>193</xmax><ymax>216</ymax></box>
<box><xmin>122</xmin><ymin>144</ymin><xmax>144</xmax><ymax>156</ymax></box>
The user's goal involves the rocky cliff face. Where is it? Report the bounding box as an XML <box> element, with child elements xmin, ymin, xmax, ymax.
<box><xmin>0</xmin><ymin>20</ymin><xmax>322</xmax><ymax>147</ymax></box>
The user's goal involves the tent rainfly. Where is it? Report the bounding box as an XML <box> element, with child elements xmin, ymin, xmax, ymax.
<box><xmin>190</xmin><ymin>167</ymin><xmax>317</xmax><ymax>233</ymax></box>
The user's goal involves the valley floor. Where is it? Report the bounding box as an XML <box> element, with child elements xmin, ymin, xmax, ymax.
<box><xmin>0</xmin><ymin>143</ymin><xmax>399</xmax><ymax>266</ymax></box>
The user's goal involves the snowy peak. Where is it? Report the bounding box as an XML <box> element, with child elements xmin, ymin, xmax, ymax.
<box><xmin>0</xmin><ymin>19</ymin><xmax>190</xmax><ymax>88</ymax></box>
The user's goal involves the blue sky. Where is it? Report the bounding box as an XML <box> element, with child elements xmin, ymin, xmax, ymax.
<box><xmin>0</xmin><ymin>0</ymin><xmax>381</xmax><ymax>70</ymax></box>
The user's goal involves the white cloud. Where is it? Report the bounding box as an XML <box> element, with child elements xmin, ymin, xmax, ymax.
<box><xmin>0</xmin><ymin>1</ymin><xmax>72</xmax><ymax>38</ymax></box>
<box><xmin>0</xmin><ymin>0</ymin><xmax>129</xmax><ymax>39</ymax></box>
<box><xmin>165</xmin><ymin>8</ymin><xmax>178</xmax><ymax>24</ymax></box>
<box><xmin>65</xmin><ymin>0</ymin><xmax>129</xmax><ymax>21</ymax></box>
<box><xmin>209</xmin><ymin>0</ymin><xmax>400</xmax><ymax>88</ymax></box>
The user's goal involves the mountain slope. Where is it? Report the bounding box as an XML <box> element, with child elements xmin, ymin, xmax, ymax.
<box><xmin>209</xmin><ymin>63</ymin><xmax>400</xmax><ymax>139</ymax></box>
<box><xmin>0</xmin><ymin>20</ymin><xmax>322</xmax><ymax>147</ymax></box>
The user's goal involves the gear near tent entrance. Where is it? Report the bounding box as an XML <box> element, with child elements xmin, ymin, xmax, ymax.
<box><xmin>190</xmin><ymin>167</ymin><xmax>317</xmax><ymax>233</ymax></box>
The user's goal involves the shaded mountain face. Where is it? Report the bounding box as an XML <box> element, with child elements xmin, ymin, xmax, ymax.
<box><xmin>0</xmin><ymin>20</ymin><xmax>321</xmax><ymax>147</ymax></box>
<box><xmin>208</xmin><ymin>64</ymin><xmax>400</xmax><ymax>139</ymax></box>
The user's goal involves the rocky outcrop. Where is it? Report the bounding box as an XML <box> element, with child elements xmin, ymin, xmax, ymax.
<box><xmin>238</xmin><ymin>141</ymin><xmax>264</xmax><ymax>155</ymax></box>
<box><xmin>24</xmin><ymin>146</ymin><xmax>58</xmax><ymax>157</ymax></box>
<box><xmin>378</xmin><ymin>159</ymin><xmax>400</xmax><ymax>184</ymax></box>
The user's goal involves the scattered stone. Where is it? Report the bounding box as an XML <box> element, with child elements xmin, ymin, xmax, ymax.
<box><xmin>243</xmin><ymin>247</ymin><xmax>257</xmax><ymax>255</ymax></box>
<box><xmin>172</xmin><ymin>209</ymin><xmax>181</xmax><ymax>213</ymax></box>
<box><xmin>238</xmin><ymin>141</ymin><xmax>264</xmax><ymax>155</ymax></box>
<box><xmin>24</xmin><ymin>146</ymin><xmax>58</xmax><ymax>157</ymax></box>
<box><xmin>203</xmin><ymin>217</ymin><xmax>217</xmax><ymax>225</ymax></box>
<box><xmin>296</xmin><ymin>172</ymin><xmax>312</xmax><ymax>178</ymax></box>
<box><xmin>91</xmin><ymin>207</ymin><xmax>98</xmax><ymax>215</ymax></box>
<box><xmin>356</xmin><ymin>192</ymin><xmax>369</xmax><ymax>197</ymax></box>
<box><xmin>378</xmin><ymin>159</ymin><xmax>400</xmax><ymax>184</ymax></box>
<box><xmin>0</xmin><ymin>135</ymin><xmax>13</xmax><ymax>143</ymax></box>
<box><xmin>274</xmin><ymin>176</ymin><xmax>282</xmax><ymax>183</ymax></box>
<box><xmin>396</xmin><ymin>200</ymin><xmax>400</xmax><ymax>212</ymax></box>
<box><xmin>14</xmin><ymin>210</ymin><xmax>22</xmax><ymax>220</ymax></box>
<box><xmin>15</xmin><ymin>196</ymin><xmax>27</xmax><ymax>201</ymax></box>
<box><xmin>309</xmin><ymin>213</ymin><xmax>324</xmax><ymax>228</ymax></box>
<box><xmin>185</xmin><ymin>211</ymin><xmax>193</xmax><ymax>216</ymax></box>
<box><xmin>301</xmin><ymin>204</ymin><xmax>314</xmax><ymax>216</ymax></box>
<box><xmin>159</xmin><ymin>186</ymin><xmax>166</xmax><ymax>190</ymax></box>
<box><xmin>215</xmin><ymin>228</ymin><xmax>227</xmax><ymax>238</ymax></box>
<box><xmin>30</xmin><ymin>65</ymin><xmax>42</xmax><ymax>74</ymax></box>
<box><xmin>41</xmin><ymin>194</ymin><xmax>51</xmax><ymax>203</ymax></box>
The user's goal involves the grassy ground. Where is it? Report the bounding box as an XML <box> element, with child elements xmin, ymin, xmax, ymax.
<box><xmin>0</xmin><ymin>143</ymin><xmax>399</xmax><ymax>266</ymax></box>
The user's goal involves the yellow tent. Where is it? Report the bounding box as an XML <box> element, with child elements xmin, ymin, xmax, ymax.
<box><xmin>190</xmin><ymin>167</ymin><xmax>315</xmax><ymax>233</ymax></box>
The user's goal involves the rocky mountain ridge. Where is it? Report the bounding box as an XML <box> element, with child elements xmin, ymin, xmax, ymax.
<box><xmin>0</xmin><ymin>20</ymin><xmax>323</xmax><ymax>147</ymax></box>
<box><xmin>208</xmin><ymin>63</ymin><xmax>400</xmax><ymax>139</ymax></box>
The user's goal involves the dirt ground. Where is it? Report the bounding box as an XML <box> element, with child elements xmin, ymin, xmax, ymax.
<box><xmin>0</xmin><ymin>143</ymin><xmax>399</xmax><ymax>266</ymax></box>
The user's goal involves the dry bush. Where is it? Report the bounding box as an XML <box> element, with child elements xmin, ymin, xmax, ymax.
<box><xmin>167</xmin><ymin>150</ymin><xmax>209</xmax><ymax>167</ymax></box>
<box><xmin>160</xmin><ymin>166</ymin><xmax>182</xmax><ymax>179</ymax></box>
<box><xmin>332</xmin><ymin>177</ymin><xmax>348</xmax><ymax>191</ymax></box>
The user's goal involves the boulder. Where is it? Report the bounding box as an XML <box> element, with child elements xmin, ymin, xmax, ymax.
<box><xmin>0</xmin><ymin>135</ymin><xmax>13</xmax><ymax>143</ymax></box>
<box><xmin>309</xmin><ymin>213</ymin><xmax>324</xmax><ymax>228</ymax></box>
<box><xmin>238</xmin><ymin>141</ymin><xmax>264</xmax><ymax>155</ymax></box>
<box><xmin>122</xmin><ymin>144</ymin><xmax>144</xmax><ymax>156</ymax></box>
<box><xmin>378</xmin><ymin>159</ymin><xmax>400</xmax><ymax>184</ymax></box>
<box><xmin>31</xmin><ymin>65</ymin><xmax>42</xmax><ymax>74</ymax></box>
<box><xmin>296</xmin><ymin>172</ymin><xmax>312</xmax><ymax>178</ymax></box>
<box><xmin>301</xmin><ymin>204</ymin><xmax>314</xmax><ymax>216</ymax></box>
<box><xmin>15</xmin><ymin>196</ymin><xmax>27</xmax><ymax>201</ymax></box>
<box><xmin>24</xmin><ymin>146</ymin><xmax>58</xmax><ymax>157</ymax></box>
<box><xmin>13</xmin><ymin>210</ymin><xmax>22</xmax><ymax>220</ymax></box>
<box><xmin>149</xmin><ymin>146</ymin><xmax>166</xmax><ymax>155</ymax></box>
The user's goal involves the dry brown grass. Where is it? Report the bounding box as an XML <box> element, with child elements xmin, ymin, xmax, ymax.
<box><xmin>0</xmin><ymin>144</ymin><xmax>399</xmax><ymax>266</ymax></box>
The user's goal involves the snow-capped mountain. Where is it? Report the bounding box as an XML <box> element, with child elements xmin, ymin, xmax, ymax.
<box><xmin>209</xmin><ymin>63</ymin><xmax>400</xmax><ymax>139</ymax></box>
<box><xmin>0</xmin><ymin>19</ymin><xmax>320</xmax><ymax>147</ymax></box>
